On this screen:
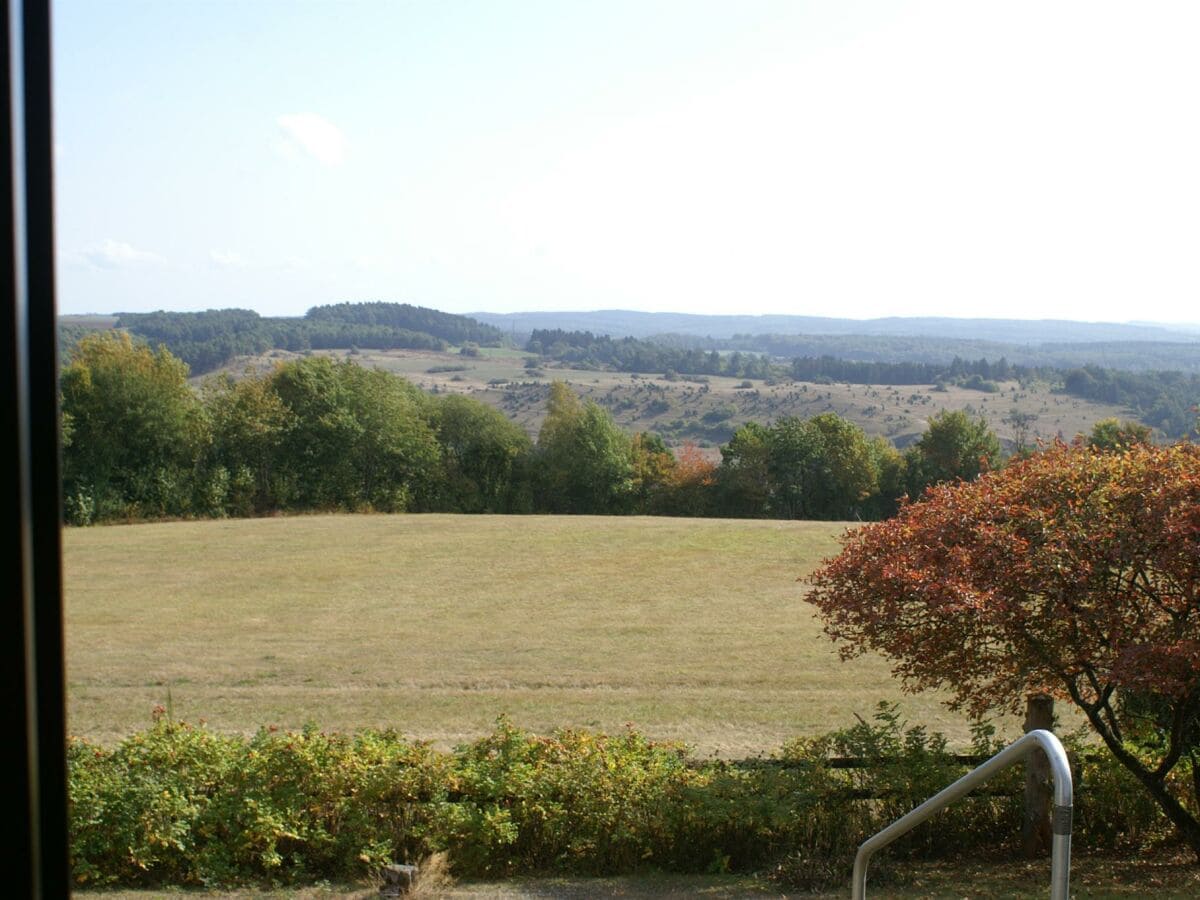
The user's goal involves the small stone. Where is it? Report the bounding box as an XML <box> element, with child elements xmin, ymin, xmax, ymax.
<box><xmin>379</xmin><ymin>862</ymin><xmax>419</xmax><ymax>896</ymax></box>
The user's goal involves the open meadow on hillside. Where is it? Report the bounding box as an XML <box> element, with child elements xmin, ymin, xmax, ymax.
<box><xmin>203</xmin><ymin>345</ymin><xmax>1136</xmax><ymax>453</ymax></box>
<box><xmin>63</xmin><ymin>515</ymin><xmax>1005</xmax><ymax>755</ymax></box>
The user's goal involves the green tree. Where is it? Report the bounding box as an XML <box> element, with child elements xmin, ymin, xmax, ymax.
<box><xmin>342</xmin><ymin>364</ymin><xmax>440</xmax><ymax>511</ymax></box>
<box><xmin>270</xmin><ymin>358</ymin><xmax>439</xmax><ymax>511</ymax></box>
<box><xmin>1002</xmin><ymin>408</ymin><xmax>1038</xmax><ymax>457</ymax></box>
<box><xmin>203</xmin><ymin>371</ymin><xmax>295</xmax><ymax>515</ymax></box>
<box><xmin>720</xmin><ymin>415</ymin><xmax>878</xmax><ymax>520</ymax></box>
<box><xmin>433</xmin><ymin>394</ymin><xmax>533</xmax><ymax>512</ymax></box>
<box><xmin>762</xmin><ymin>417</ymin><xmax>824</xmax><ymax>519</ymax></box>
<box><xmin>535</xmin><ymin>382</ymin><xmax>634</xmax><ymax>514</ymax></box>
<box><xmin>904</xmin><ymin>410</ymin><xmax>1001</xmax><ymax>497</ymax></box>
<box><xmin>1085</xmin><ymin>417</ymin><xmax>1153</xmax><ymax>450</ymax></box>
<box><xmin>716</xmin><ymin>421</ymin><xmax>772</xmax><ymax>517</ymax></box>
<box><xmin>861</xmin><ymin>436</ymin><xmax>907</xmax><ymax>520</ymax></box>
<box><xmin>61</xmin><ymin>332</ymin><xmax>210</xmax><ymax>521</ymax></box>
<box><xmin>788</xmin><ymin>413</ymin><xmax>878</xmax><ymax>520</ymax></box>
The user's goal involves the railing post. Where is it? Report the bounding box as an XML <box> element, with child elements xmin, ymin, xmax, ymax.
<box><xmin>1023</xmin><ymin>695</ymin><xmax>1054</xmax><ymax>857</ymax></box>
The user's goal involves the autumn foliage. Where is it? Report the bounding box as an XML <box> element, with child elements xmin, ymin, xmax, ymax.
<box><xmin>807</xmin><ymin>441</ymin><xmax>1200</xmax><ymax>854</ymax></box>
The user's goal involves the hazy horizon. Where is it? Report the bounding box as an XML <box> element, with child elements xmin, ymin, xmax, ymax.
<box><xmin>60</xmin><ymin>303</ymin><xmax>1200</xmax><ymax>332</ymax></box>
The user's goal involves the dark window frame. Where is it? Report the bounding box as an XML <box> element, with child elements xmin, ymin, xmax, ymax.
<box><xmin>4</xmin><ymin>0</ymin><xmax>69</xmax><ymax>894</ymax></box>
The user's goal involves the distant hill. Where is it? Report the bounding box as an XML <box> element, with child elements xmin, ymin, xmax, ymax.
<box><xmin>471</xmin><ymin>309</ymin><xmax>1200</xmax><ymax>344</ymax></box>
<box><xmin>304</xmin><ymin>302</ymin><xmax>505</xmax><ymax>345</ymax></box>
<box><xmin>70</xmin><ymin>303</ymin><xmax>507</xmax><ymax>374</ymax></box>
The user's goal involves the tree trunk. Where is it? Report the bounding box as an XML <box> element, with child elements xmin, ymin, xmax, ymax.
<box><xmin>1078</xmin><ymin>698</ymin><xmax>1200</xmax><ymax>861</ymax></box>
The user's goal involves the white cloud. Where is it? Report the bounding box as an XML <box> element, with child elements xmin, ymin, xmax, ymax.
<box><xmin>209</xmin><ymin>248</ymin><xmax>245</xmax><ymax>268</ymax></box>
<box><xmin>78</xmin><ymin>239</ymin><xmax>165</xmax><ymax>269</ymax></box>
<box><xmin>276</xmin><ymin>112</ymin><xmax>347</xmax><ymax>166</ymax></box>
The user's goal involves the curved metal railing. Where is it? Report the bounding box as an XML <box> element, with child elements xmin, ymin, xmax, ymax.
<box><xmin>851</xmin><ymin>728</ymin><xmax>1072</xmax><ymax>899</ymax></box>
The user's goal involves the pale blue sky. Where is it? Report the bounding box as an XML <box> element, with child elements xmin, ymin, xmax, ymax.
<box><xmin>54</xmin><ymin>1</ymin><xmax>1200</xmax><ymax>323</ymax></box>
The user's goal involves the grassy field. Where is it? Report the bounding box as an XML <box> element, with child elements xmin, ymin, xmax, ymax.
<box><xmin>64</xmin><ymin>514</ymin><xmax>1005</xmax><ymax>755</ymax></box>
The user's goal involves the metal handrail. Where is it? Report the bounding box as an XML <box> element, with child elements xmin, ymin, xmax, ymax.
<box><xmin>851</xmin><ymin>728</ymin><xmax>1072</xmax><ymax>899</ymax></box>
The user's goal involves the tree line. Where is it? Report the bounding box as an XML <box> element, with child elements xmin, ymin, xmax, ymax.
<box><xmin>790</xmin><ymin>354</ymin><xmax>1021</xmax><ymax>386</ymax></box>
<box><xmin>527</xmin><ymin>329</ymin><xmax>774</xmax><ymax>379</ymax></box>
<box><xmin>113</xmin><ymin>303</ymin><xmax>505</xmax><ymax>375</ymax></box>
<box><xmin>61</xmin><ymin>332</ymin><xmax>1036</xmax><ymax>525</ymax></box>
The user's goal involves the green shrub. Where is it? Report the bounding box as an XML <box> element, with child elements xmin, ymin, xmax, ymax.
<box><xmin>445</xmin><ymin>718</ymin><xmax>701</xmax><ymax>875</ymax></box>
<box><xmin>1069</xmin><ymin>740</ymin><xmax>1169</xmax><ymax>850</ymax></box>
<box><xmin>68</xmin><ymin>708</ymin><xmax>1167</xmax><ymax>889</ymax></box>
<box><xmin>69</xmin><ymin>718</ymin><xmax>240</xmax><ymax>886</ymax></box>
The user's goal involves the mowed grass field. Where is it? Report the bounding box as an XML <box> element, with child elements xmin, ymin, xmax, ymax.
<box><xmin>65</xmin><ymin>514</ymin><xmax>1003</xmax><ymax>756</ymax></box>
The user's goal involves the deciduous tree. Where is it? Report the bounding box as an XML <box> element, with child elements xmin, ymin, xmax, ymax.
<box><xmin>630</xmin><ymin>432</ymin><xmax>676</xmax><ymax>514</ymax></box>
<box><xmin>904</xmin><ymin>409</ymin><xmax>1001</xmax><ymax>496</ymax></box>
<box><xmin>536</xmin><ymin>382</ymin><xmax>634</xmax><ymax>514</ymax></box>
<box><xmin>61</xmin><ymin>332</ymin><xmax>209</xmax><ymax>520</ymax></box>
<box><xmin>203</xmin><ymin>371</ymin><xmax>295</xmax><ymax>515</ymax></box>
<box><xmin>270</xmin><ymin>357</ymin><xmax>438</xmax><ymax>511</ymax></box>
<box><xmin>433</xmin><ymin>394</ymin><xmax>533</xmax><ymax>512</ymax></box>
<box><xmin>1086</xmin><ymin>417</ymin><xmax>1153</xmax><ymax>451</ymax></box>
<box><xmin>716</xmin><ymin>422</ymin><xmax>771</xmax><ymax>517</ymax></box>
<box><xmin>662</xmin><ymin>442</ymin><xmax>716</xmax><ymax>517</ymax></box>
<box><xmin>806</xmin><ymin>442</ymin><xmax>1200</xmax><ymax>855</ymax></box>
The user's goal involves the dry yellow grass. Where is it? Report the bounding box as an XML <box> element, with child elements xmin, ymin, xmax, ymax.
<box><xmin>65</xmin><ymin>514</ymin><xmax>1005</xmax><ymax>756</ymax></box>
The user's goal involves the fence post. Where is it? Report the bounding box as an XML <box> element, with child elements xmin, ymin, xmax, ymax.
<box><xmin>1022</xmin><ymin>695</ymin><xmax>1054</xmax><ymax>857</ymax></box>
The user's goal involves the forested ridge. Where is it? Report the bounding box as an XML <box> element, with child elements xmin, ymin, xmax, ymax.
<box><xmin>528</xmin><ymin>328</ymin><xmax>774</xmax><ymax>379</ymax></box>
<box><xmin>110</xmin><ymin>303</ymin><xmax>505</xmax><ymax>374</ymax></box>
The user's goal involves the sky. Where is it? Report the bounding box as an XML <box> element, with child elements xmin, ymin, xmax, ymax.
<box><xmin>53</xmin><ymin>0</ymin><xmax>1200</xmax><ymax>324</ymax></box>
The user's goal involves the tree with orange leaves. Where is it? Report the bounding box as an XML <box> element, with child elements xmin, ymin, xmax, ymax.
<box><xmin>807</xmin><ymin>441</ymin><xmax>1200</xmax><ymax>855</ymax></box>
<box><xmin>663</xmin><ymin>442</ymin><xmax>717</xmax><ymax>516</ymax></box>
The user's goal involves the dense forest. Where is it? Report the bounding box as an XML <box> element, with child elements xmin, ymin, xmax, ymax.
<box><xmin>112</xmin><ymin>303</ymin><xmax>505</xmax><ymax>374</ymax></box>
<box><xmin>789</xmin><ymin>355</ymin><xmax>1021</xmax><ymax>387</ymax></box>
<box><xmin>528</xmin><ymin>329</ymin><xmax>774</xmax><ymax>379</ymax></box>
